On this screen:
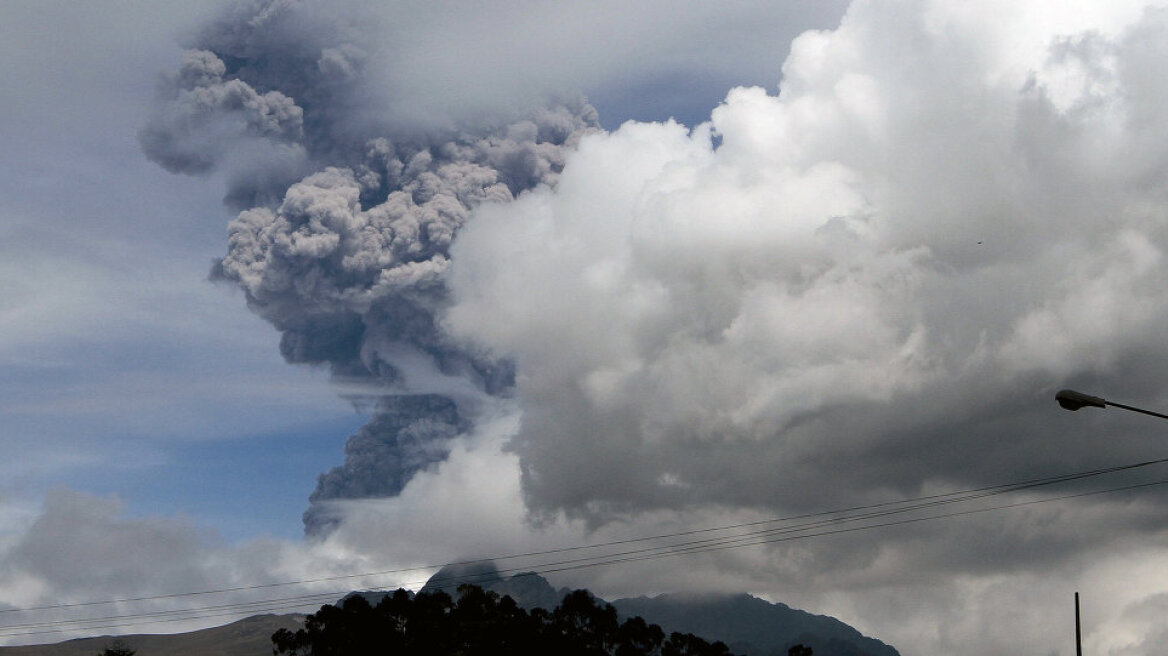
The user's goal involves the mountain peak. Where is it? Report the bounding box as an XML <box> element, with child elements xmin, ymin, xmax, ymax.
<box><xmin>419</xmin><ymin>562</ymin><xmax>568</xmax><ymax>610</ymax></box>
<box><xmin>418</xmin><ymin>561</ymin><xmax>503</xmax><ymax>595</ymax></box>
<box><xmin>410</xmin><ymin>561</ymin><xmax>898</xmax><ymax>656</ymax></box>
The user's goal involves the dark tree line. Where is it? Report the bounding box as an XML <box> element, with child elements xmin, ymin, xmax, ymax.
<box><xmin>272</xmin><ymin>585</ymin><xmax>739</xmax><ymax>656</ymax></box>
<box><xmin>95</xmin><ymin>639</ymin><xmax>135</xmax><ymax>656</ymax></box>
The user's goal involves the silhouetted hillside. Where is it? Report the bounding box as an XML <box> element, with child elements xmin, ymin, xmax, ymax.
<box><xmin>414</xmin><ymin>563</ymin><xmax>899</xmax><ymax>656</ymax></box>
<box><xmin>613</xmin><ymin>593</ymin><xmax>898</xmax><ymax>656</ymax></box>
<box><xmin>0</xmin><ymin>614</ymin><xmax>303</xmax><ymax>656</ymax></box>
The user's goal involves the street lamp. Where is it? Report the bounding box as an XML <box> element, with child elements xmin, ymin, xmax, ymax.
<box><xmin>1055</xmin><ymin>389</ymin><xmax>1168</xmax><ymax>421</ymax></box>
<box><xmin>1054</xmin><ymin>388</ymin><xmax>1168</xmax><ymax>656</ymax></box>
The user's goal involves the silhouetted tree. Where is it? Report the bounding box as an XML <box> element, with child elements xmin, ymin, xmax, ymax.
<box><xmin>95</xmin><ymin>639</ymin><xmax>135</xmax><ymax>656</ymax></box>
<box><xmin>549</xmin><ymin>589</ymin><xmax>621</xmax><ymax>655</ymax></box>
<box><xmin>788</xmin><ymin>644</ymin><xmax>813</xmax><ymax>656</ymax></box>
<box><xmin>663</xmin><ymin>631</ymin><xmax>733</xmax><ymax>656</ymax></box>
<box><xmin>616</xmin><ymin>615</ymin><xmax>665</xmax><ymax>656</ymax></box>
<box><xmin>273</xmin><ymin>584</ymin><xmax>741</xmax><ymax>656</ymax></box>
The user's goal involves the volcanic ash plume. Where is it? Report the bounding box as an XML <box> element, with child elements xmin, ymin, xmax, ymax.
<box><xmin>140</xmin><ymin>0</ymin><xmax>599</xmax><ymax>535</ymax></box>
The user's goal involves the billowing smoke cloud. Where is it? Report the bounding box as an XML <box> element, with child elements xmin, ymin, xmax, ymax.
<box><xmin>444</xmin><ymin>0</ymin><xmax>1168</xmax><ymax>528</ymax></box>
<box><xmin>140</xmin><ymin>48</ymin><xmax>305</xmax><ymax>176</ymax></box>
<box><xmin>303</xmin><ymin>395</ymin><xmax>468</xmax><ymax>533</ymax></box>
<box><xmin>140</xmin><ymin>0</ymin><xmax>599</xmax><ymax>535</ymax></box>
<box><xmin>140</xmin><ymin>47</ymin><xmax>308</xmax><ymax>208</ymax></box>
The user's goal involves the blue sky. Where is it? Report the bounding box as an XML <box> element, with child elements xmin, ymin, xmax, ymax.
<box><xmin>7</xmin><ymin>3</ymin><xmax>1168</xmax><ymax>656</ymax></box>
<box><xmin>0</xmin><ymin>37</ymin><xmax>365</xmax><ymax>538</ymax></box>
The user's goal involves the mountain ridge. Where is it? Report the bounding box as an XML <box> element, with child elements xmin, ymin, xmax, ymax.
<box><xmin>401</xmin><ymin>563</ymin><xmax>899</xmax><ymax>656</ymax></box>
<box><xmin>612</xmin><ymin>591</ymin><xmax>898</xmax><ymax>656</ymax></box>
<box><xmin>1</xmin><ymin>565</ymin><xmax>898</xmax><ymax>656</ymax></box>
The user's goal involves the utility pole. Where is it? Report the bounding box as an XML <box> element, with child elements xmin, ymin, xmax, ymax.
<box><xmin>1075</xmin><ymin>592</ymin><xmax>1083</xmax><ymax>656</ymax></box>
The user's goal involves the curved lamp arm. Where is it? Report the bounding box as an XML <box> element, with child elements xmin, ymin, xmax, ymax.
<box><xmin>1055</xmin><ymin>389</ymin><xmax>1168</xmax><ymax>421</ymax></box>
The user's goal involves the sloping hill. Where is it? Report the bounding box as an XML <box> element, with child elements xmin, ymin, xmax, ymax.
<box><xmin>0</xmin><ymin>614</ymin><xmax>303</xmax><ymax>656</ymax></box>
<box><xmin>413</xmin><ymin>562</ymin><xmax>899</xmax><ymax>656</ymax></box>
<box><xmin>613</xmin><ymin>593</ymin><xmax>899</xmax><ymax>656</ymax></box>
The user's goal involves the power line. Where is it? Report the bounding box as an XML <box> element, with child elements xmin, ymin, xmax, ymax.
<box><xmin>416</xmin><ymin>477</ymin><xmax>1168</xmax><ymax>590</ymax></box>
<box><xmin>7</xmin><ymin>476</ymin><xmax>1164</xmax><ymax>639</ymax></box>
<box><xmin>7</xmin><ymin>456</ymin><xmax>1163</xmax><ymax>617</ymax></box>
<box><xmin>3</xmin><ymin>458</ymin><xmax>1166</xmax><ymax>640</ymax></box>
<box><xmin>0</xmin><ymin>597</ymin><xmax>329</xmax><ymax>640</ymax></box>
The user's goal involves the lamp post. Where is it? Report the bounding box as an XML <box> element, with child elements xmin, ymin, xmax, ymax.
<box><xmin>1055</xmin><ymin>389</ymin><xmax>1168</xmax><ymax>421</ymax></box>
<box><xmin>1075</xmin><ymin>592</ymin><xmax>1082</xmax><ymax>656</ymax></box>
<box><xmin>1055</xmin><ymin>388</ymin><xmax>1168</xmax><ymax>656</ymax></box>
